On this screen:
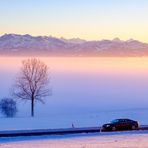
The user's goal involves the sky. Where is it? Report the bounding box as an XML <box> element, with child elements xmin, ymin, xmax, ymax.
<box><xmin>0</xmin><ymin>0</ymin><xmax>148</xmax><ymax>42</ymax></box>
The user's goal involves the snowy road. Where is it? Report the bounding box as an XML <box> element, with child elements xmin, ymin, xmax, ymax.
<box><xmin>0</xmin><ymin>126</ymin><xmax>148</xmax><ymax>137</ymax></box>
<box><xmin>0</xmin><ymin>131</ymin><xmax>148</xmax><ymax>148</ymax></box>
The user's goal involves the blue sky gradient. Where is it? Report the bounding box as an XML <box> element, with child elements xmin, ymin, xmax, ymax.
<box><xmin>0</xmin><ymin>0</ymin><xmax>148</xmax><ymax>41</ymax></box>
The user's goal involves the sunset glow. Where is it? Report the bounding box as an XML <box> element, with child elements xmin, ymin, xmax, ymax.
<box><xmin>1</xmin><ymin>1</ymin><xmax>148</xmax><ymax>146</ymax></box>
<box><xmin>0</xmin><ymin>0</ymin><xmax>148</xmax><ymax>42</ymax></box>
<box><xmin>1</xmin><ymin>57</ymin><xmax>148</xmax><ymax>74</ymax></box>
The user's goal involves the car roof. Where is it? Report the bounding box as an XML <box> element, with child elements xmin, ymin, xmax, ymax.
<box><xmin>118</xmin><ymin>118</ymin><xmax>134</xmax><ymax>121</ymax></box>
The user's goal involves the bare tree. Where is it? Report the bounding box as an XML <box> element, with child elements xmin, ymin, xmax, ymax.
<box><xmin>13</xmin><ymin>58</ymin><xmax>50</xmax><ymax>117</ymax></box>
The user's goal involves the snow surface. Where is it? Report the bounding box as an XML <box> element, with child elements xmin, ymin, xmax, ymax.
<box><xmin>0</xmin><ymin>131</ymin><xmax>148</xmax><ymax>148</ymax></box>
<box><xmin>0</xmin><ymin>108</ymin><xmax>147</xmax><ymax>131</ymax></box>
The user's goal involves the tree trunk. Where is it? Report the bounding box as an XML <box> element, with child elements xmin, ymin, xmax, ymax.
<box><xmin>31</xmin><ymin>96</ymin><xmax>34</xmax><ymax>117</ymax></box>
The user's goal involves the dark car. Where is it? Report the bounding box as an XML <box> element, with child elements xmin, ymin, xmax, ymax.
<box><xmin>101</xmin><ymin>118</ymin><xmax>139</xmax><ymax>131</ymax></box>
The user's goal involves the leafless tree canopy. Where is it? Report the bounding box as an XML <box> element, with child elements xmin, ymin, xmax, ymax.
<box><xmin>13</xmin><ymin>58</ymin><xmax>50</xmax><ymax>116</ymax></box>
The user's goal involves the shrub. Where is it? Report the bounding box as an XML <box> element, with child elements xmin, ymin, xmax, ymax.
<box><xmin>0</xmin><ymin>98</ymin><xmax>17</xmax><ymax>117</ymax></box>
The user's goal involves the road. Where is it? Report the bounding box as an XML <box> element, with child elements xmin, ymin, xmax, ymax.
<box><xmin>0</xmin><ymin>125</ymin><xmax>148</xmax><ymax>137</ymax></box>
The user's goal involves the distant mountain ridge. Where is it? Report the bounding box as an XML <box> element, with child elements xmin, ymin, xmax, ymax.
<box><xmin>0</xmin><ymin>34</ymin><xmax>148</xmax><ymax>56</ymax></box>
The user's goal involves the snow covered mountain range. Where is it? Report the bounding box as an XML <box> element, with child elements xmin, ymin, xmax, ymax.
<box><xmin>0</xmin><ymin>34</ymin><xmax>148</xmax><ymax>56</ymax></box>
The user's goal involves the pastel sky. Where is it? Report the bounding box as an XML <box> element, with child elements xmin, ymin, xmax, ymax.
<box><xmin>0</xmin><ymin>0</ymin><xmax>148</xmax><ymax>42</ymax></box>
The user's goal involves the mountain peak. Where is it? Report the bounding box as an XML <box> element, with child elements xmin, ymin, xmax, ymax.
<box><xmin>0</xmin><ymin>33</ymin><xmax>147</xmax><ymax>56</ymax></box>
<box><xmin>112</xmin><ymin>38</ymin><xmax>122</xmax><ymax>42</ymax></box>
<box><xmin>126</xmin><ymin>38</ymin><xmax>135</xmax><ymax>42</ymax></box>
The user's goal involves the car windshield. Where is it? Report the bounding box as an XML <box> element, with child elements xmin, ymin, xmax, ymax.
<box><xmin>111</xmin><ymin>119</ymin><xmax>119</xmax><ymax>123</ymax></box>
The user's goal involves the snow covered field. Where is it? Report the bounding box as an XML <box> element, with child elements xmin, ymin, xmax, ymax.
<box><xmin>0</xmin><ymin>57</ymin><xmax>148</xmax><ymax>147</ymax></box>
<box><xmin>0</xmin><ymin>108</ymin><xmax>147</xmax><ymax>130</ymax></box>
<box><xmin>0</xmin><ymin>131</ymin><xmax>148</xmax><ymax>148</ymax></box>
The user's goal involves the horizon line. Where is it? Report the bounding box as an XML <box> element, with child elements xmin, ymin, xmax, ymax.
<box><xmin>0</xmin><ymin>33</ymin><xmax>147</xmax><ymax>44</ymax></box>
